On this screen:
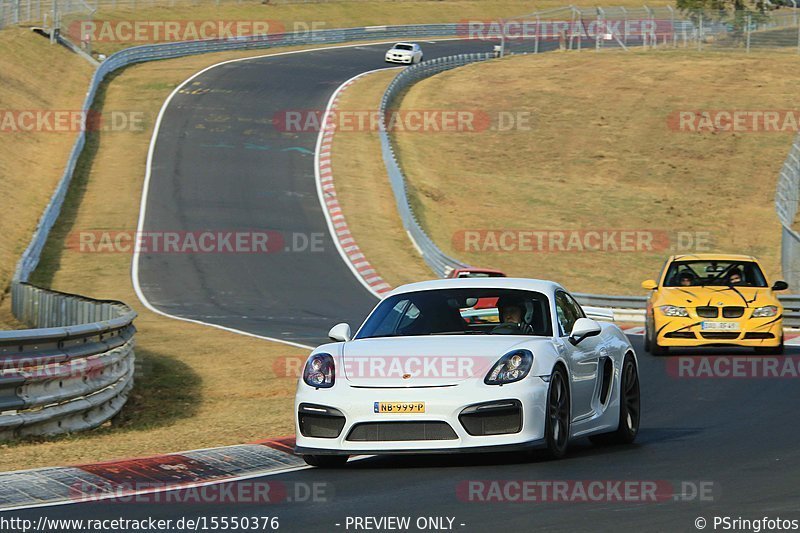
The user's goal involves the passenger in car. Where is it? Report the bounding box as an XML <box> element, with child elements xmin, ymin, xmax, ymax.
<box><xmin>727</xmin><ymin>269</ymin><xmax>743</xmax><ymax>285</ymax></box>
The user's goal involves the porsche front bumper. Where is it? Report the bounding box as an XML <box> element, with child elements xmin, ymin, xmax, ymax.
<box><xmin>294</xmin><ymin>378</ymin><xmax>549</xmax><ymax>455</ymax></box>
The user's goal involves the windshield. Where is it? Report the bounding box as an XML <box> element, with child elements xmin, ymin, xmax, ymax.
<box><xmin>355</xmin><ymin>288</ymin><xmax>553</xmax><ymax>339</ymax></box>
<box><xmin>394</xmin><ymin>44</ymin><xmax>414</xmax><ymax>51</ymax></box>
<box><xmin>663</xmin><ymin>260</ymin><xmax>767</xmax><ymax>287</ymax></box>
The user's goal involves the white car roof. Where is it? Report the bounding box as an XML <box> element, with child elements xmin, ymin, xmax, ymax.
<box><xmin>393</xmin><ymin>42</ymin><xmax>416</xmax><ymax>47</ymax></box>
<box><xmin>385</xmin><ymin>277</ymin><xmax>564</xmax><ymax>298</ymax></box>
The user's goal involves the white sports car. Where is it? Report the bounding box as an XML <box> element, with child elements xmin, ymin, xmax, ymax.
<box><xmin>294</xmin><ymin>278</ymin><xmax>640</xmax><ymax>467</ymax></box>
<box><xmin>385</xmin><ymin>42</ymin><xmax>423</xmax><ymax>64</ymax></box>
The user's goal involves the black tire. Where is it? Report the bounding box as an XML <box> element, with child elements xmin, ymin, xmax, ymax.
<box><xmin>302</xmin><ymin>455</ymin><xmax>349</xmax><ymax>468</ymax></box>
<box><xmin>590</xmin><ymin>354</ymin><xmax>640</xmax><ymax>446</ymax></box>
<box><xmin>646</xmin><ymin>318</ymin><xmax>668</xmax><ymax>355</ymax></box>
<box><xmin>755</xmin><ymin>337</ymin><xmax>784</xmax><ymax>355</ymax></box>
<box><xmin>544</xmin><ymin>365</ymin><xmax>571</xmax><ymax>459</ymax></box>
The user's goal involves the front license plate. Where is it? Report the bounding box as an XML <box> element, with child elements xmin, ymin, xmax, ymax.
<box><xmin>701</xmin><ymin>321</ymin><xmax>740</xmax><ymax>331</ymax></box>
<box><xmin>374</xmin><ymin>402</ymin><xmax>425</xmax><ymax>414</ymax></box>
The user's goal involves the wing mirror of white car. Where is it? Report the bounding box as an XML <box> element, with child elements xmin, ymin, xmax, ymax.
<box><xmin>569</xmin><ymin>318</ymin><xmax>602</xmax><ymax>346</ymax></box>
<box><xmin>328</xmin><ymin>323</ymin><xmax>352</xmax><ymax>342</ymax></box>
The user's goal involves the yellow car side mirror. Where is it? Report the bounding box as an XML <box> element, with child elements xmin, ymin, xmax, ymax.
<box><xmin>641</xmin><ymin>279</ymin><xmax>658</xmax><ymax>291</ymax></box>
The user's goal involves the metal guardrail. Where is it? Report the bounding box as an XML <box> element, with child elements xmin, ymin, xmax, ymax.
<box><xmin>776</xmin><ymin>134</ymin><xmax>800</xmax><ymax>289</ymax></box>
<box><xmin>378</xmin><ymin>53</ymin><xmax>494</xmax><ymax>277</ymax></box>
<box><xmin>1</xmin><ymin>282</ymin><xmax>136</xmax><ymax>440</ymax></box>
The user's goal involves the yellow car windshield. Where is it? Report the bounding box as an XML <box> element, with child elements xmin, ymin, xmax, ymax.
<box><xmin>664</xmin><ymin>261</ymin><xmax>768</xmax><ymax>288</ymax></box>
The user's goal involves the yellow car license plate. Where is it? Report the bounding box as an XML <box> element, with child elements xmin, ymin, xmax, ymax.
<box><xmin>701</xmin><ymin>321</ymin><xmax>740</xmax><ymax>331</ymax></box>
<box><xmin>374</xmin><ymin>402</ymin><xmax>425</xmax><ymax>414</ymax></box>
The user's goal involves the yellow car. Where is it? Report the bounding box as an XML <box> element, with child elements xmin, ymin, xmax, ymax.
<box><xmin>642</xmin><ymin>254</ymin><xmax>788</xmax><ymax>355</ymax></box>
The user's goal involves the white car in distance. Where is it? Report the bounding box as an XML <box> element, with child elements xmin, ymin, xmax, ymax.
<box><xmin>385</xmin><ymin>42</ymin><xmax>423</xmax><ymax>64</ymax></box>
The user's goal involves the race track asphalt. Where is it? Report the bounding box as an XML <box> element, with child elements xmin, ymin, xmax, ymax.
<box><xmin>135</xmin><ymin>39</ymin><xmax>500</xmax><ymax>346</ymax></box>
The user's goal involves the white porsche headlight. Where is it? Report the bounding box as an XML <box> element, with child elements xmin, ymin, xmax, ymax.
<box><xmin>752</xmin><ymin>305</ymin><xmax>779</xmax><ymax>318</ymax></box>
<box><xmin>485</xmin><ymin>350</ymin><xmax>533</xmax><ymax>385</ymax></box>
<box><xmin>303</xmin><ymin>353</ymin><xmax>335</xmax><ymax>388</ymax></box>
<box><xmin>659</xmin><ymin>305</ymin><xmax>689</xmax><ymax>317</ymax></box>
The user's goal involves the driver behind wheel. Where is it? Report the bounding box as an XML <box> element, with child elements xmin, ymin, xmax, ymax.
<box><xmin>493</xmin><ymin>296</ymin><xmax>534</xmax><ymax>334</ymax></box>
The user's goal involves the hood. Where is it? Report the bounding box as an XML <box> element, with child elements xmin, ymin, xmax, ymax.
<box><xmin>658</xmin><ymin>286</ymin><xmax>778</xmax><ymax>309</ymax></box>
<box><xmin>341</xmin><ymin>335</ymin><xmax>533</xmax><ymax>387</ymax></box>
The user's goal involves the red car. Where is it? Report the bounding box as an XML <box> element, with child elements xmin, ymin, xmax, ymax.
<box><xmin>446</xmin><ymin>267</ymin><xmax>506</xmax><ymax>279</ymax></box>
<box><xmin>446</xmin><ymin>268</ymin><xmax>507</xmax><ymax>322</ymax></box>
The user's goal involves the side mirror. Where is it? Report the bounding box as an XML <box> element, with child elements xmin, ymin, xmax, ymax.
<box><xmin>328</xmin><ymin>323</ymin><xmax>351</xmax><ymax>342</ymax></box>
<box><xmin>569</xmin><ymin>318</ymin><xmax>602</xmax><ymax>346</ymax></box>
<box><xmin>641</xmin><ymin>279</ymin><xmax>658</xmax><ymax>291</ymax></box>
<box><xmin>772</xmin><ymin>280</ymin><xmax>789</xmax><ymax>291</ymax></box>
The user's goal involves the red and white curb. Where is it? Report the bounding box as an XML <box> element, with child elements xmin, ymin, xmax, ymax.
<box><xmin>314</xmin><ymin>69</ymin><xmax>401</xmax><ymax>299</ymax></box>
<box><xmin>0</xmin><ymin>437</ymin><xmax>301</xmax><ymax>511</ymax></box>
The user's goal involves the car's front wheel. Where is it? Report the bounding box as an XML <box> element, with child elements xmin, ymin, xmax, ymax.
<box><xmin>590</xmin><ymin>354</ymin><xmax>640</xmax><ymax>446</ymax></box>
<box><xmin>303</xmin><ymin>455</ymin><xmax>349</xmax><ymax>468</ymax></box>
<box><xmin>544</xmin><ymin>365</ymin><xmax>570</xmax><ymax>459</ymax></box>
<box><xmin>645</xmin><ymin>316</ymin><xmax>668</xmax><ymax>356</ymax></box>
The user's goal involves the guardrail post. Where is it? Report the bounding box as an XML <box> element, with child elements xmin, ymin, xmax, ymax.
<box><xmin>596</xmin><ymin>8</ymin><xmax>603</xmax><ymax>50</ymax></box>
<box><xmin>667</xmin><ymin>5</ymin><xmax>676</xmax><ymax>47</ymax></box>
<box><xmin>746</xmin><ymin>14</ymin><xmax>751</xmax><ymax>52</ymax></box>
<box><xmin>797</xmin><ymin>10</ymin><xmax>800</xmax><ymax>54</ymax></box>
<box><xmin>698</xmin><ymin>13</ymin><xmax>704</xmax><ymax>51</ymax></box>
<box><xmin>619</xmin><ymin>6</ymin><xmax>627</xmax><ymax>45</ymax></box>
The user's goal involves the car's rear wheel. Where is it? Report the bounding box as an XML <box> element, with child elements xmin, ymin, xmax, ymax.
<box><xmin>544</xmin><ymin>365</ymin><xmax>570</xmax><ymax>459</ymax></box>
<box><xmin>590</xmin><ymin>354</ymin><xmax>640</xmax><ymax>446</ymax></box>
<box><xmin>303</xmin><ymin>455</ymin><xmax>349</xmax><ymax>468</ymax></box>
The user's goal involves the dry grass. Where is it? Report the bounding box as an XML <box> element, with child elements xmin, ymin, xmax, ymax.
<box><xmin>60</xmin><ymin>0</ymin><xmax>670</xmax><ymax>55</ymax></box>
<box><xmin>386</xmin><ymin>49</ymin><xmax>796</xmax><ymax>294</ymax></box>
<box><xmin>0</xmin><ymin>28</ymin><xmax>94</xmax><ymax>325</ymax></box>
<box><xmin>0</xmin><ymin>47</ymin><xmax>335</xmax><ymax>472</ymax></box>
<box><xmin>332</xmin><ymin>69</ymin><xmax>434</xmax><ymax>288</ymax></box>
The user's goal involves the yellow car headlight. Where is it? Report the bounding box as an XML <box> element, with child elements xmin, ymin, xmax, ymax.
<box><xmin>659</xmin><ymin>305</ymin><xmax>689</xmax><ymax>317</ymax></box>
<box><xmin>752</xmin><ymin>305</ymin><xmax>779</xmax><ymax>318</ymax></box>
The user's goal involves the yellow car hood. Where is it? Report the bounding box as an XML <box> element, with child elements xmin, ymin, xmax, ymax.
<box><xmin>655</xmin><ymin>286</ymin><xmax>779</xmax><ymax>309</ymax></box>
